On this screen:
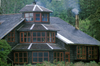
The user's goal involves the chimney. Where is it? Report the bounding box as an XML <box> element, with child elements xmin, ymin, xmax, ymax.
<box><xmin>33</xmin><ymin>1</ymin><xmax>36</xmax><ymax>4</ymax></box>
<box><xmin>75</xmin><ymin>15</ymin><xmax>79</xmax><ymax>29</ymax></box>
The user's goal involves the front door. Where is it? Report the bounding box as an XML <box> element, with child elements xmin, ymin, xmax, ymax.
<box><xmin>65</xmin><ymin>52</ymin><xmax>70</xmax><ymax>62</ymax></box>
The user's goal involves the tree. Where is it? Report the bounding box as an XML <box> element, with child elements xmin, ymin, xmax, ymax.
<box><xmin>0</xmin><ymin>40</ymin><xmax>11</xmax><ymax>66</ymax></box>
<box><xmin>88</xmin><ymin>7</ymin><xmax>100</xmax><ymax>41</ymax></box>
<box><xmin>79</xmin><ymin>19</ymin><xmax>90</xmax><ymax>34</ymax></box>
<box><xmin>79</xmin><ymin>0</ymin><xmax>100</xmax><ymax>19</ymax></box>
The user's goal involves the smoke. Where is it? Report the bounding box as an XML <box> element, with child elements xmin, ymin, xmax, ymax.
<box><xmin>72</xmin><ymin>8</ymin><xmax>79</xmax><ymax>15</ymax></box>
<box><xmin>66</xmin><ymin>0</ymin><xmax>80</xmax><ymax>14</ymax></box>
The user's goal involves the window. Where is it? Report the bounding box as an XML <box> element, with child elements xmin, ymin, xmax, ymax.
<box><xmin>32</xmin><ymin>32</ymin><xmax>46</xmax><ymax>43</ymax></box>
<box><xmin>42</xmin><ymin>13</ymin><xmax>48</xmax><ymax>22</ymax></box>
<box><xmin>65</xmin><ymin>45</ymin><xmax>70</xmax><ymax>62</ymax></box>
<box><xmin>7</xmin><ymin>29</ymin><xmax>15</xmax><ymax>42</ymax></box>
<box><xmin>20</xmin><ymin>32</ymin><xmax>31</xmax><ymax>43</ymax></box>
<box><xmin>14</xmin><ymin>52</ymin><xmax>28</xmax><ymax>63</ymax></box>
<box><xmin>25</xmin><ymin>13</ymin><xmax>49</xmax><ymax>22</ymax></box>
<box><xmin>54</xmin><ymin>52</ymin><xmax>64</xmax><ymax>62</ymax></box>
<box><xmin>47</xmin><ymin>32</ymin><xmax>55</xmax><ymax>43</ymax></box>
<box><xmin>20</xmin><ymin>32</ymin><xmax>55</xmax><ymax>43</ymax></box>
<box><xmin>88</xmin><ymin>46</ymin><xmax>98</xmax><ymax>60</ymax></box>
<box><xmin>32</xmin><ymin>52</ymin><xmax>49</xmax><ymax>63</ymax></box>
<box><xmin>77</xmin><ymin>46</ymin><xmax>86</xmax><ymax>59</ymax></box>
<box><xmin>25</xmin><ymin>13</ymin><xmax>33</xmax><ymax>22</ymax></box>
<box><xmin>65</xmin><ymin>52</ymin><xmax>70</xmax><ymax>62</ymax></box>
<box><xmin>34</xmin><ymin>13</ymin><xmax>41</xmax><ymax>22</ymax></box>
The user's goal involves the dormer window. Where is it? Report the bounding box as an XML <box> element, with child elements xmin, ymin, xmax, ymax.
<box><xmin>42</xmin><ymin>13</ymin><xmax>48</xmax><ymax>22</ymax></box>
<box><xmin>34</xmin><ymin>13</ymin><xmax>41</xmax><ymax>22</ymax></box>
<box><xmin>24</xmin><ymin>13</ymin><xmax>49</xmax><ymax>22</ymax></box>
<box><xmin>25</xmin><ymin>13</ymin><xmax>33</xmax><ymax>22</ymax></box>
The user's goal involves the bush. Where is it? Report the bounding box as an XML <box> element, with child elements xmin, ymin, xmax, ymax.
<box><xmin>19</xmin><ymin>61</ymin><xmax>99</xmax><ymax>66</ymax></box>
<box><xmin>0</xmin><ymin>40</ymin><xmax>11</xmax><ymax>66</ymax></box>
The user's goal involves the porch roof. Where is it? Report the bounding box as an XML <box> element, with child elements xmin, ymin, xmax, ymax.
<box><xmin>12</xmin><ymin>43</ymin><xmax>66</xmax><ymax>51</ymax></box>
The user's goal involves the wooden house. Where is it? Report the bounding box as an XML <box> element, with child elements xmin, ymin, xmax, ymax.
<box><xmin>0</xmin><ymin>2</ymin><xmax>100</xmax><ymax>65</ymax></box>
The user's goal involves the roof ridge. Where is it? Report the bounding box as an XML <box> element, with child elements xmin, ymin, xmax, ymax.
<box><xmin>0</xmin><ymin>13</ymin><xmax>21</xmax><ymax>15</ymax></box>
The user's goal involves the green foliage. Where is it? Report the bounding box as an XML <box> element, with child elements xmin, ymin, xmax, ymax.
<box><xmin>21</xmin><ymin>61</ymin><xmax>99</xmax><ymax>66</ymax></box>
<box><xmin>79</xmin><ymin>19</ymin><xmax>90</xmax><ymax>34</ymax></box>
<box><xmin>0</xmin><ymin>40</ymin><xmax>11</xmax><ymax>66</ymax></box>
<box><xmin>79</xmin><ymin>0</ymin><xmax>100</xmax><ymax>19</ymax></box>
<box><xmin>88</xmin><ymin>7</ymin><xmax>100</xmax><ymax>41</ymax></box>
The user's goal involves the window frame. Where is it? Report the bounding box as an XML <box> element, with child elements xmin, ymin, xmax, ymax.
<box><xmin>88</xmin><ymin>46</ymin><xmax>98</xmax><ymax>60</ymax></box>
<box><xmin>34</xmin><ymin>13</ymin><xmax>41</xmax><ymax>22</ymax></box>
<box><xmin>77</xmin><ymin>46</ymin><xmax>86</xmax><ymax>60</ymax></box>
<box><xmin>42</xmin><ymin>13</ymin><xmax>49</xmax><ymax>22</ymax></box>
<box><xmin>20</xmin><ymin>32</ymin><xmax>31</xmax><ymax>43</ymax></box>
<box><xmin>32</xmin><ymin>32</ymin><xmax>46</xmax><ymax>43</ymax></box>
<box><xmin>24</xmin><ymin>13</ymin><xmax>49</xmax><ymax>22</ymax></box>
<box><xmin>7</xmin><ymin>29</ymin><xmax>15</xmax><ymax>42</ymax></box>
<box><xmin>47</xmin><ymin>32</ymin><xmax>55</xmax><ymax>43</ymax></box>
<box><xmin>53</xmin><ymin>52</ymin><xmax>64</xmax><ymax>62</ymax></box>
<box><xmin>14</xmin><ymin>52</ymin><xmax>28</xmax><ymax>64</ymax></box>
<box><xmin>24</xmin><ymin>13</ymin><xmax>34</xmax><ymax>22</ymax></box>
<box><xmin>32</xmin><ymin>51</ymin><xmax>49</xmax><ymax>63</ymax></box>
<box><xmin>20</xmin><ymin>31</ymin><xmax>55</xmax><ymax>43</ymax></box>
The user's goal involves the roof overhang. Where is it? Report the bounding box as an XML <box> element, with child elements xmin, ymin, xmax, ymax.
<box><xmin>0</xmin><ymin>18</ymin><xmax>25</xmax><ymax>39</ymax></box>
<box><xmin>56</xmin><ymin>33</ymin><xmax>74</xmax><ymax>44</ymax></box>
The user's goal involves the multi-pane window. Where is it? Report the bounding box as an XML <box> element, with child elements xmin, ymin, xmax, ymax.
<box><xmin>14</xmin><ymin>52</ymin><xmax>28</xmax><ymax>63</ymax></box>
<box><xmin>88</xmin><ymin>46</ymin><xmax>98</xmax><ymax>60</ymax></box>
<box><xmin>47</xmin><ymin>32</ymin><xmax>55</xmax><ymax>43</ymax></box>
<box><xmin>25</xmin><ymin>13</ymin><xmax>33</xmax><ymax>22</ymax></box>
<box><xmin>7</xmin><ymin>29</ymin><xmax>15</xmax><ymax>42</ymax></box>
<box><xmin>20</xmin><ymin>32</ymin><xmax>55</xmax><ymax>43</ymax></box>
<box><xmin>25</xmin><ymin>13</ymin><xmax>49</xmax><ymax>22</ymax></box>
<box><xmin>77</xmin><ymin>46</ymin><xmax>86</xmax><ymax>59</ymax></box>
<box><xmin>54</xmin><ymin>52</ymin><xmax>64</xmax><ymax>62</ymax></box>
<box><xmin>35</xmin><ymin>13</ymin><xmax>41</xmax><ymax>22</ymax></box>
<box><xmin>32</xmin><ymin>52</ymin><xmax>49</xmax><ymax>63</ymax></box>
<box><xmin>42</xmin><ymin>13</ymin><xmax>48</xmax><ymax>22</ymax></box>
<box><xmin>20</xmin><ymin>32</ymin><xmax>31</xmax><ymax>43</ymax></box>
<box><xmin>32</xmin><ymin>32</ymin><xmax>46</xmax><ymax>43</ymax></box>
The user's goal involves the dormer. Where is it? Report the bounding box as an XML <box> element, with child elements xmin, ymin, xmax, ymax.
<box><xmin>20</xmin><ymin>2</ymin><xmax>53</xmax><ymax>24</ymax></box>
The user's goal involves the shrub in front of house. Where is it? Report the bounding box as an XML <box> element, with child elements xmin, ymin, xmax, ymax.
<box><xmin>14</xmin><ymin>61</ymin><xmax>100</xmax><ymax>66</ymax></box>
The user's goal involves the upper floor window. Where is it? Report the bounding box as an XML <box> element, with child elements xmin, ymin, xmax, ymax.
<box><xmin>34</xmin><ymin>13</ymin><xmax>41</xmax><ymax>22</ymax></box>
<box><xmin>20</xmin><ymin>31</ymin><xmax>55</xmax><ymax>43</ymax></box>
<box><xmin>24</xmin><ymin>13</ymin><xmax>49</xmax><ymax>22</ymax></box>
<box><xmin>42</xmin><ymin>13</ymin><xmax>48</xmax><ymax>22</ymax></box>
<box><xmin>20</xmin><ymin>32</ymin><xmax>31</xmax><ymax>43</ymax></box>
<box><xmin>7</xmin><ymin>29</ymin><xmax>15</xmax><ymax>42</ymax></box>
<box><xmin>32</xmin><ymin>32</ymin><xmax>46</xmax><ymax>43</ymax></box>
<box><xmin>47</xmin><ymin>32</ymin><xmax>55</xmax><ymax>43</ymax></box>
<box><xmin>25</xmin><ymin>13</ymin><xmax>33</xmax><ymax>22</ymax></box>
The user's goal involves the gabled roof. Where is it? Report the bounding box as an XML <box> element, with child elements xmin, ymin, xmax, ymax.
<box><xmin>50</xmin><ymin>17</ymin><xmax>100</xmax><ymax>45</ymax></box>
<box><xmin>20</xmin><ymin>4</ymin><xmax>53</xmax><ymax>13</ymax></box>
<box><xmin>0</xmin><ymin>14</ymin><xmax>24</xmax><ymax>39</ymax></box>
